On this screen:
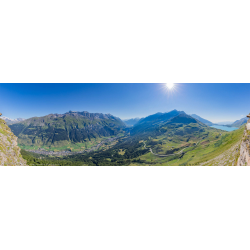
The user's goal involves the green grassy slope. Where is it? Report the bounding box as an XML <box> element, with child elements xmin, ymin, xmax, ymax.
<box><xmin>133</xmin><ymin>125</ymin><xmax>245</xmax><ymax>166</ymax></box>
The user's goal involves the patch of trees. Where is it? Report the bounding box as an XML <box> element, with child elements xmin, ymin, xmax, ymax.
<box><xmin>21</xmin><ymin>149</ymin><xmax>86</xmax><ymax>166</ymax></box>
<box><xmin>214</xmin><ymin>134</ymin><xmax>229</xmax><ymax>147</ymax></box>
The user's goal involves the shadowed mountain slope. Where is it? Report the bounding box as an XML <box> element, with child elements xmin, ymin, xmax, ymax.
<box><xmin>9</xmin><ymin>111</ymin><xmax>126</xmax><ymax>150</ymax></box>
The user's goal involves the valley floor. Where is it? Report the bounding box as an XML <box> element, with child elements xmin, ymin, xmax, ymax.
<box><xmin>25</xmin><ymin>135</ymin><xmax>122</xmax><ymax>157</ymax></box>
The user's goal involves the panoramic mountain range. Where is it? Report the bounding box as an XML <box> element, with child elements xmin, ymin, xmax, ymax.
<box><xmin>6</xmin><ymin>109</ymin><xmax>246</xmax><ymax>151</ymax></box>
<box><xmin>7</xmin><ymin>109</ymin><xmax>210</xmax><ymax>151</ymax></box>
<box><xmin>1</xmin><ymin>108</ymin><xmax>249</xmax><ymax>166</ymax></box>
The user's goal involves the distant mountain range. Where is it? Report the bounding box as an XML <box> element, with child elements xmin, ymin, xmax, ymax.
<box><xmin>123</xmin><ymin>118</ymin><xmax>141</xmax><ymax>127</ymax></box>
<box><xmin>190</xmin><ymin>114</ymin><xmax>214</xmax><ymax>126</ymax></box>
<box><xmin>9</xmin><ymin>111</ymin><xmax>126</xmax><ymax>149</ymax></box>
<box><xmin>0</xmin><ymin>116</ymin><xmax>26</xmax><ymax>125</ymax></box>
<box><xmin>230</xmin><ymin>117</ymin><xmax>248</xmax><ymax>128</ymax></box>
<box><xmin>8</xmin><ymin>108</ymin><xmax>248</xmax><ymax>154</ymax></box>
<box><xmin>189</xmin><ymin>114</ymin><xmax>248</xmax><ymax>128</ymax></box>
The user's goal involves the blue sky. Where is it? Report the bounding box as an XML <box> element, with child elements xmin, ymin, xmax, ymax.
<box><xmin>0</xmin><ymin>83</ymin><xmax>249</xmax><ymax>123</ymax></box>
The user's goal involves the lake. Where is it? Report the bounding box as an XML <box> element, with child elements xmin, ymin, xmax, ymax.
<box><xmin>210</xmin><ymin>125</ymin><xmax>238</xmax><ymax>132</ymax></box>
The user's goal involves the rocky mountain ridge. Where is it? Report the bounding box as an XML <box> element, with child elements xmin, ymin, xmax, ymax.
<box><xmin>237</xmin><ymin>117</ymin><xmax>250</xmax><ymax>166</ymax></box>
<box><xmin>0</xmin><ymin>117</ymin><xmax>26</xmax><ymax>166</ymax></box>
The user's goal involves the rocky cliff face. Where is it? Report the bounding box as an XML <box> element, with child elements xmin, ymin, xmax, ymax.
<box><xmin>0</xmin><ymin>118</ymin><xmax>26</xmax><ymax>166</ymax></box>
<box><xmin>237</xmin><ymin>119</ymin><xmax>250</xmax><ymax>166</ymax></box>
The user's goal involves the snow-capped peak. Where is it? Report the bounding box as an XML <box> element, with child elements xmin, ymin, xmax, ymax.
<box><xmin>0</xmin><ymin>116</ymin><xmax>26</xmax><ymax>124</ymax></box>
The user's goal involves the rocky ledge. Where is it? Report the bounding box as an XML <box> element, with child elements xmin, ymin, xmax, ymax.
<box><xmin>237</xmin><ymin>118</ymin><xmax>250</xmax><ymax>166</ymax></box>
<box><xmin>0</xmin><ymin>118</ymin><xmax>26</xmax><ymax>166</ymax></box>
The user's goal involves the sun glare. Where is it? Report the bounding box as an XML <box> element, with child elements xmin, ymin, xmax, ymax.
<box><xmin>161</xmin><ymin>83</ymin><xmax>179</xmax><ymax>95</ymax></box>
<box><xmin>166</xmin><ymin>83</ymin><xmax>175</xmax><ymax>89</ymax></box>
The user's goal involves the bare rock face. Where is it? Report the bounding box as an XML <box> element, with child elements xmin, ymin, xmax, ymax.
<box><xmin>0</xmin><ymin>118</ymin><xmax>26</xmax><ymax>166</ymax></box>
<box><xmin>237</xmin><ymin>118</ymin><xmax>250</xmax><ymax>166</ymax></box>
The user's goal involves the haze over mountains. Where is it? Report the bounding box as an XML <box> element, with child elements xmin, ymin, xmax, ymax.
<box><xmin>216</xmin><ymin>121</ymin><xmax>234</xmax><ymax>125</ymax></box>
<box><xmin>122</xmin><ymin>118</ymin><xmax>141</xmax><ymax>127</ymax></box>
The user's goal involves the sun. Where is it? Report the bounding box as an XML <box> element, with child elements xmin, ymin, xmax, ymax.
<box><xmin>161</xmin><ymin>83</ymin><xmax>179</xmax><ymax>95</ymax></box>
<box><xmin>166</xmin><ymin>83</ymin><xmax>175</xmax><ymax>90</ymax></box>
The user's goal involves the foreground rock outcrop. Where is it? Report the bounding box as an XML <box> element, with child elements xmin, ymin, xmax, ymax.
<box><xmin>0</xmin><ymin>118</ymin><xmax>26</xmax><ymax>166</ymax></box>
<box><xmin>237</xmin><ymin>116</ymin><xmax>250</xmax><ymax>166</ymax></box>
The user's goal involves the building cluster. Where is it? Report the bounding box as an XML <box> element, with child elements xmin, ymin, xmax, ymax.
<box><xmin>27</xmin><ymin>136</ymin><xmax>121</xmax><ymax>157</ymax></box>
